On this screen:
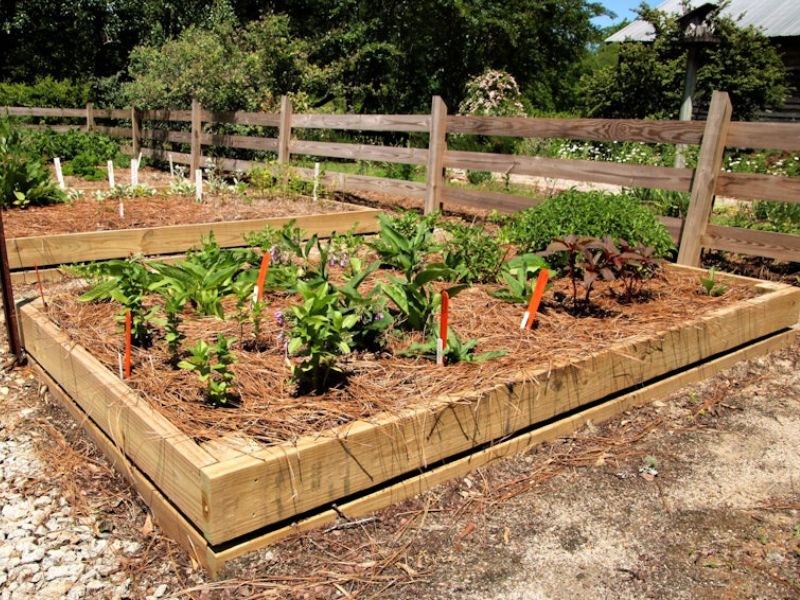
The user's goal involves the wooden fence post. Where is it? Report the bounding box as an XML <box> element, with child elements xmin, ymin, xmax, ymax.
<box><xmin>424</xmin><ymin>96</ymin><xmax>448</xmax><ymax>215</ymax></box>
<box><xmin>676</xmin><ymin>91</ymin><xmax>732</xmax><ymax>267</ymax></box>
<box><xmin>85</xmin><ymin>102</ymin><xmax>95</xmax><ymax>132</ymax></box>
<box><xmin>191</xmin><ymin>98</ymin><xmax>202</xmax><ymax>175</ymax></box>
<box><xmin>130</xmin><ymin>105</ymin><xmax>141</xmax><ymax>158</ymax></box>
<box><xmin>277</xmin><ymin>95</ymin><xmax>293</xmax><ymax>163</ymax></box>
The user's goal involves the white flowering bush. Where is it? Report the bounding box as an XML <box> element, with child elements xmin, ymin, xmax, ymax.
<box><xmin>459</xmin><ymin>70</ymin><xmax>526</xmax><ymax>118</ymax></box>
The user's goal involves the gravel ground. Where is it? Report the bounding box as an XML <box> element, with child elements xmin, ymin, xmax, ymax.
<box><xmin>0</xmin><ymin>301</ymin><xmax>798</xmax><ymax>598</ymax></box>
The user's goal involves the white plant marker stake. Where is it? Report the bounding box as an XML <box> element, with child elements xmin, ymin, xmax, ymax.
<box><xmin>436</xmin><ymin>337</ymin><xmax>444</xmax><ymax>366</ymax></box>
<box><xmin>118</xmin><ymin>200</ymin><xmax>125</xmax><ymax>218</ymax></box>
<box><xmin>137</xmin><ymin>151</ymin><xmax>143</xmax><ymax>166</ymax></box>
<box><xmin>130</xmin><ymin>159</ymin><xmax>139</xmax><ymax>187</ymax></box>
<box><xmin>519</xmin><ymin>311</ymin><xmax>530</xmax><ymax>330</ymax></box>
<box><xmin>53</xmin><ymin>158</ymin><xmax>65</xmax><ymax>189</ymax></box>
<box><xmin>168</xmin><ymin>153</ymin><xmax>174</xmax><ymax>177</ymax></box>
<box><xmin>312</xmin><ymin>162</ymin><xmax>321</xmax><ymax>201</ymax></box>
<box><xmin>107</xmin><ymin>160</ymin><xmax>115</xmax><ymax>189</ymax></box>
<box><xmin>117</xmin><ymin>352</ymin><xmax>124</xmax><ymax>380</ymax></box>
<box><xmin>195</xmin><ymin>169</ymin><xmax>203</xmax><ymax>201</ymax></box>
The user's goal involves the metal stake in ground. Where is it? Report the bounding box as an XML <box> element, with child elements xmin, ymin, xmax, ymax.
<box><xmin>0</xmin><ymin>207</ymin><xmax>23</xmax><ymax>364</ymax></box>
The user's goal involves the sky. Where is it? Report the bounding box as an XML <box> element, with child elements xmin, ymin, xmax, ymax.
<box><xmin>591</xmin><ymin>0</ymin><xmax>655</xmax><ymax>28</ymax></box>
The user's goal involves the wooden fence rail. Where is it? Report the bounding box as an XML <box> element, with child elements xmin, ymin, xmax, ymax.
<box><xmin>3</xmin><ymin>93</ymin><xmax>800</xmax><ymax>264</ymax></box>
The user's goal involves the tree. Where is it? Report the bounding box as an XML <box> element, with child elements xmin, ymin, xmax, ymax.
<box><xmin>579</xmin><ymin>4</ymin><xmax>787</xmax><ymax>120</ymax></box>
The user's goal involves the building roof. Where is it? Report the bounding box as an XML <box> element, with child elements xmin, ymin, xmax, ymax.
<box><xmin>606</xmin><ymin>0</ymin><xmax>800</xmax><ymax>42</ymax></box>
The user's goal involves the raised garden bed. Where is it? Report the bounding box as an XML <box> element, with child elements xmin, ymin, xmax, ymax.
<box><xmin>20</xmin><ymin>259</ymin><xmax>800</xmax><ymax>574</ymax></box>
<box><xmin>4</xmin><ymin>193</ymin><xmax>380</xmax><ymax>278</ymax></box>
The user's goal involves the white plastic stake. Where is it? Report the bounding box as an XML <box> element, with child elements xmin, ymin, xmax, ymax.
<box><xmin>312</xmin><ymin>162</ymin><xmax>321</xmax><ymax>201</ymax></box>
<box><xmin>436</xmin><ymin>337</ymin><xmax>444</xmax><ymax>366</ymax></box>
<box><xmin>130</xmin><ymin>159</ymin><xmax>138</xmax><ymax>187</ymax></box>
<box><xmin>118</xmin><ymin>200</ymin><xmax>125</xmax><ymax>218</ymax></box>
<box><xmin>519</xmin><ymin>311</ymin><xmax>530</xmax><ymax>330</ymax></box>
<box><xmin>107</xmin><ymin>160</ymin><xmax>115</xmax><ymax>188</ymax></box>
<box><xmin>117</xmin><ymin>352</ymin><xmax>124</xmax><ymax>380</ymax></box>
<box><xmin>53</xmin><ymin>158</ymin><xmax>65</xmax><ymax>189</ymax></box>
<box><xmin>195</xmin><ymin>169</ymin><xmax>203</xmax><ymax>201</ymax></box>
<box><xmin>137</xmin><ymin>151</ymin><xmax>143</xmax><ymax>166</ymax></box>
<box><xmin>168</xmin><ymin>153</ymin><xmax>174</xmax><ymax>177</ymax></box>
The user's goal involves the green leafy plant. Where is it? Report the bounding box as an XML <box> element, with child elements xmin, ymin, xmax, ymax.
<box><xmin>178</xmin><ymin>334</ymin><xmax>238</xmax><ymax>405</ymax></box>
<box><xmin>286</xmin><ymin>281</ymin><xmax>359</xmax><ymax>392</ymax></box>
<box><xmin>490</xmin><ymin>254</ymin><xmax>551</xmax><ymax>304</ymax></box>
<box><xmin>370</xmin><ymin>212</ymin><xmax>438</xmax><ymax>277</ymax></box>
<box><xmin>699</xmin><ymin>268</ymin><xmax>726</xmax><ymax>297</ymax></box>
<box><xmin>503</xmin><ymin>190</ymin><xmax>674</xmax><ymax>258</ymax></box>
<box><xmin>337</xmin><ymin>258</ymin><xmax>393</xmax><ymax>350</ymax></box>
<box><xmin>382</xmin><ymin>264</ymin><xmax>465</xmax><ymax>331</ymax></box>
<box><xmin>442</xmin><ymin>220</ymin><xmax>505</xmax><ymax>283</ymax></box>
<box><xmin>400</xmin><ymin>328</ymin><xmax>506</xmax><ymax>364</ymax></box>
<box><xmin>63</xmin><ymin>151</ymin><xmax>104</xmax><ymax>180</ymax></box>
<box><xmin>92</xmin><ymin>184</ymin><xmax>157</xmax><ymax>201</ymax></box>
<box><xmin>78</xmin><ymin>257</ymin><xmax>159</xmax><ymax>346</ymax></box>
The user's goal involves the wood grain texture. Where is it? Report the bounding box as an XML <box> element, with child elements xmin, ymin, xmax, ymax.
<box><xmin>201</xmin><ymin>133</ymin><xmax>278</xmax><ymax>152</ymax></box>
<box><xmin>1</xmin><ymin>106</ymin><xmax>86</xmax><ymax>118</ymax></box>
<box><xmin>92</xmin><ymin>108</ymin><xmax>130</xmax><ymax>120</ymax></box>
<box><xmin>726</xmin><ymin>121</ymin><xmax>800</xmax><ymax>151</ymax></box>
<box><xmin>445</xmin><ymin>150</ymin><xmax>694</xmax><ymax>192</ymax></box>
<box><xmin>191</xmin><ymin>99</ymin><xmax>202</xmax><ymax>174</ymax></box>
<box><xmin>139</xmin><ymin>109</ymin><xmax>193</xmax><ymax>122</ymax></box>
<box><xmin>677</xmin><ymin>91</ymin><xmax>733</xmax><ymax>266</ymax></box>
<box><xmin>201</xmin><ymin>110</ymin><xmax>280</xmax><ymax>127</ymax></box>
<box><xmin>140</xmin><ymin>129</ymin><xmax>192</xmax><ymax>144</ymax></box>
<box><xmin>291</xmin><ymin>113</ymin><xmax>431</xmax><ymax>132</ymax></box>
<box><xmin>6</xmin><ymin>209</ymin><xmax>381</xmax><ymax>269</ymax></box>
<box><xmin>200</xmin><ymin>279</ymin><xmax>800</xmax><ymax>543</ymax></box>
<box><xmin>716</xmin><ymin>172</ymin><xmax>800</xmax><ymax>204</ymax></box>
<box><xmin>277</xmin><ymin>96</ymin><xmax>292</xmax><ymax>163</ymax></box>
<box><xmin>447</xmin><ymin>115</ymin><xmax>706</xmax><ymax>145</ymax></box>
<box><xmin>290</xmin><ymin>140</ymin><xmax>428</xmax><ymax>165</ymax></box>
<box><xmin>659</xmin><ymin>216</ymin><xmax>684</xmax><ymax>243</ymax></box>
<box><xmin>425</xmin><ymin>96</ymin><xmax>448</xmax><ymax>214</ymax></box>
<box><xmin>441</xmin><ymin>186</ymin><xmax>542</xmax><ymax>213</ymax></box>
<box><xmin>131</xmin><ymin>107</ymin><xmax>141</xmax><ymax>157</ymax></box>
<box><xmin>19</xmin><ymin>301</ymin><xmax>215</xmax><ymax>526</ymax></box>
<box><xmin>702</xmin><ymin>224</ymin><xmax>800</xmax><ymax>262</ymax></box>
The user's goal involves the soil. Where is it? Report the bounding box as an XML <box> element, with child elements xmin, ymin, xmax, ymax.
<box><xmin>4</xmin><ymin>193</ymin><xmax>355</xmax><ymax>239</ymax></box>
<box><xmin>44</xmin><ymin>266</ymin><xmax>758</xmax><ymax>446</ymax></box>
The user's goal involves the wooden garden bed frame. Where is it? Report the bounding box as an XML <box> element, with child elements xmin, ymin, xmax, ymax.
<box><xmin>6</xmin><ymin>204</ymin><xmax>381</xmax><ymax>284</ymax></box>
<box><xmin>19</xmin><ymin>265</ymin><xmax>800</xmax><ymax>575</ymax></box>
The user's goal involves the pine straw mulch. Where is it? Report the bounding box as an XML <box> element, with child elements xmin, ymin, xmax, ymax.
<box><xmin>3</xmin><ymin>193</ymin><xmax>355</xmax><ymax>238</ymax></box>
<box><xmin>42</xmin><ymin>266</ymin><xmax>758</xmax><ymax>448</ymax></box>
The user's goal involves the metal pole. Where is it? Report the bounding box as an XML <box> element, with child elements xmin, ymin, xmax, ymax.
<box><xmin>675</xmin><ymin>46</ymin><xmax>700</xmax><ymax>169</ymax></box>
<box><xmin>0</xmin><ymin>208</ymin><xmax>23</xmax><ymax>365</ymax></box>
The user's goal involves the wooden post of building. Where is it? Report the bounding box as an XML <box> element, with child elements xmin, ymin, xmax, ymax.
<box><xmin>85</xmin><ymin>102</ymin><xmax>95</xmax><ymax>132</ymax></box>
<box><xmin>677</xmin><ymin>90</ymin><xmax>732</xmax><ymax>267</ymax></box>
<box><xmin>424</xmin><ymin>96</ymin><xmax>448</xmax><ymax>215</ymax></box>
<box><xmin>131</xmin><ymin>105</ymin><xmax>141</xmax><ymax>158</ymax></box>
<box><xmin>191</xmin><ymin>98</ymin><xmax>202</xmax><ymax>175</ymax></box>
<box><xmin>277</xmin><ymin>95</ymin><xmax>293</xmax><ymax>163</ymax></box>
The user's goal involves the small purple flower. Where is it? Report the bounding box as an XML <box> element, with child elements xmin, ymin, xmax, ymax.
<box><xmin>373</xmin><ymin>312</ymin><xmax>385</xmax><ymax>322</ymax></box>
<box><xmin>274</xmin><ymin>309</ymin><xmax>285</xmax><ymax>327</ymax></box>
<box><xmin>327</xmin><ymin>254</ymin><xmax>337</xmax><ymax>267</ymax></box>
<box><xmin>269</xmin><ymin>245</ymin><xmax>281</xmax><ymax>263</ymax></box>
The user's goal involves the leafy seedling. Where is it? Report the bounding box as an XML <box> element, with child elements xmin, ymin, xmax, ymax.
<box><xmin>400</xmin><ymin>328</ymin><xmax>506</xmax><ymax>364</ymax></box>
<box><xmin>178</xmin><ymin>334</ymin><xmax>238</xmax><ymax>406</ymax></box>
<box><xmin>699</xmin><ymin>267</ymin><xmax>726</xmax><ymax>297</ymax></box>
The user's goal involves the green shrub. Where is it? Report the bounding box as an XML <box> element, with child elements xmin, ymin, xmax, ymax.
<box><xmin>442</xmin><ymin>221</ymin><xmax>504</xmax><ymax>283</ymax></box>
<box><xmin>466</xmin><ymin>170</ymin><xmax>493</xmax><ymax>185</ymax></box>
<box><xmin>63</xmin><ymin>152</ymin><xmax>104</xmax><ymax>180</ymax></box>
<box><xmin>24</xmin><ymin>129</ymin><xmax>119</xmax><ymax>162</ymax></box>
<box><xmin>503</xmin><ymin>189</ymin><xmax>674</xmax><ymax>257</ymax></box>
<box><xmin>0</xmin><ymin>118</ymin><xmax>66</xmax><ymax>208</ymax></box>
<box><xmin>0</xmin><ymin>78</ymin><xmax>90</xmax><ymax>107</ymax></box>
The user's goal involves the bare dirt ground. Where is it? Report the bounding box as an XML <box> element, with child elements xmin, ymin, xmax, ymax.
<box><xmin>1</xmin><ymin>290</ymin><xmax>799</xmax><ymax>599</ymax></box>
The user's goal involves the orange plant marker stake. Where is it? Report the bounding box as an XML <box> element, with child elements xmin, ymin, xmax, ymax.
<box><xmin>521</xmin><ymin>269</ymin><xmax>549</xmax><ymax>330</ymax></box>
<box><xmin>255</xmin><ymin>252</ymin><xmax>271</xmax><ymax>303</ymax></box>
<box><xmin>34</xmin><ymin>263</ymin><xmax>47</xmax><ymax>308</ymax></box>
<box><xmin>437</xmin><ymin>291</ymin><xmax>449</xmax><ymax>366</ymax></box>
<box><xmin>124</xmin><ymin>310</ymin><xmax>132</xmax><ymax>379</ymax></box>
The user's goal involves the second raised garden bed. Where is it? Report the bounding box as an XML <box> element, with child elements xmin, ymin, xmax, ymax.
<box><xmin>20</xmin><ymin>245</ymin><xmax>800</xmax><ymax>573</ymax></box>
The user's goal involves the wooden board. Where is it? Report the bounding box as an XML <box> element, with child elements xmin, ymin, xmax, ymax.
<box><xmin>198</xmin><ymin>279</ymin><xmax>800</xmax><ymax>543</ymax></box>
<box><xmin>28</xmin><ymin>309</ymin><xmax>799</xmax><ymax>575</ymax></box>
<box><xmin>446</xmin><ymin>115</ymin><xmax>706</xmax><ymax>145</ymax></box>
<box><xmin>445</xmin><ymin>150</ymin><xmax>694</xmax><ymax>192</ymax></box>
<box><xmin>201</xmin><ymin>133</ymin><xmax>278</xmax><ymax>152</ymax></box>
<box><xmin>201</xmin><ymin>110</ymin><xmax>280</xmax><ymax>127</ymax></box>
<box><xmin>716</xmin><ymin>172</ymin><xmax>800</xmax><ymax>204</ymax></box>
<box><xmin>290</xmin><ymin>140</ymin><xmax>428</xmax><ymax>165</ymax></box>
<box><xmin>703</xmin><ymin>224</ymin><xmax>800</xmax><ymax>262</ymax></box>
<box><xmin>441</xmin><ymin>186</ymin><xmax>542</xmax><ymax>213</ymax></box>
<box><xmin>292</xmin><ymin>114</ymin><xmax>431</xmax><ymax>133</ymax></box>
<box><xmin>6</xmin><ymin>208</ymin><xmax>381</xmax><ymax>270</ymax></box>
<box><xmin>726</xmin><ymin>121</ymin><xmax>800</xmax><ymax>152</ymax></box>
<box><xmin>2</xmin><ymin>106</ymin><xmax>86</xmax><ymax>118</ymax></box>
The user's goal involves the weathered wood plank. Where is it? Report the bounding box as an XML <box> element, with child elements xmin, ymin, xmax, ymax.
<box><xmin>292</xmin><ymin>113</ymin><xmax>431</xmax><ymax>133</ymax></box>
<box><xmin>678</xmin><ymin>91</ymin><xmax>733</xmax><ymax>266</ymax></box>
<box><xmin>447</xmin><ymin>115</ymin><xmax>706</xmax><ymax>145</ymax></box>
<box><xmin>191</xmin><ymin>99</ymin><xmax>202</xmax><ymax>175</ymax></box>
<box><xmin>94</xmin><ymin>125</ymin><xmax>134</xmax><ymax>138</ymax></box>
<box><xmin>1</xmin><ymin>106</ymin><xmax>86</xmax><ymax>118</ymax></box>
<box><xmin>139</xmin><ymin>109</ymin><xmax>193</xmax><ymax>122</ymax></box>
<box><xmin>424</xmin><ymin>96</ymin><xmax>448</xmax><ymax>214</ymax></box>
<box><xmin>659</xmin><ymin>216</ymin><xmax>684</xmax><ymax>243</ymax></box>
<box><xmin>716</xmin><ymin>172</ymin><xmax>800</xmax><ymax>204</ymax></box>
<box><xmin>290</xmin><ymin>140</ymin><xmax>428</xmax><ymax>165</ymax></box>
<box><xmin>140</xmin><ymin>129</ymin><xmax>192</xmax><ymax>144</ymax></box>
<box><xmin>441</xmin><ymin>186</ymin><xmax>542</xmax><ymax>213</ymax></box>
<box><xmin>199</xmin><ymin>281</ymin><xmax>800</xmax><ymax>543</ymax></box>
<box><xmin>726</xmin><ymin>121</ymin><xmax>800</xmax><ymax>152</ymax></box>
<box><xmin>201</xmin><ymin>133</ymin><xmax>278</xmax><ymax>152</ymax></box>
<box><xmin>200</xmin><ymin>110</ymin><xmax>280</xmax><ymax>126</ymax></box>
<box><xmin>702</xmin><ymin>224</ymin><xmax>800</xmax><ymax>262</ymax></box>
<box><xmin>445</xmin><ymin>150</ymin><xmax>694</xmax><ymax>192</ymax></box>
<box><xmin>277</xmin><ymin>96</ymin><xmax>292</xmax><ymax>163</ymax></box>
<box><xmin>6</xmin><ymin>209</ymin><xmax>381</xmax><ymax>269</ymax></box>
<box><xmin>19</xmin><ymin>301</ymin><xmax>215</xmax><ymax>526</ymax></box>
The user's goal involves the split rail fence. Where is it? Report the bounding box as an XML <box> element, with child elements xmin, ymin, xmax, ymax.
<box><xmin>4</xmin><ymin>90</ymin><xmax>800</xmax><ymax>265</ymax></box>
